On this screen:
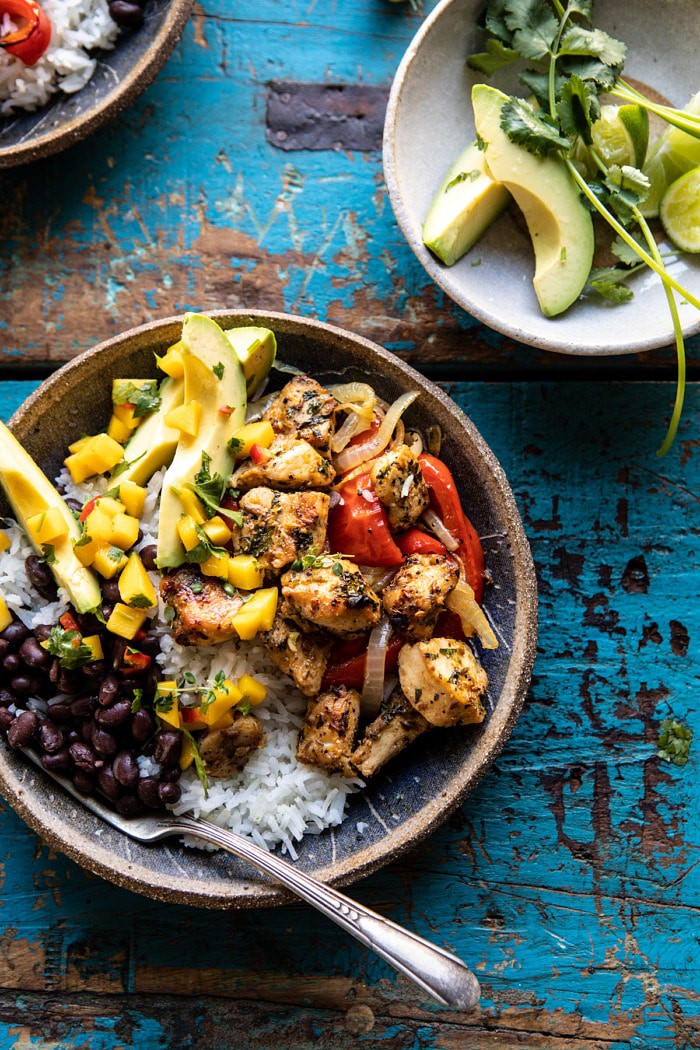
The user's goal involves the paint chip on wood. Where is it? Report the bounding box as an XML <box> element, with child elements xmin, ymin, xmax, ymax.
<box><xmin>266</xmin><ymin>81</ymin><xmax>389</xmax><ymax>152</ymax></box>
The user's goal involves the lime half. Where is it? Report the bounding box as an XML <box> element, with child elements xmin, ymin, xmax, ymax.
<box><xmin>641</xmin><ymin>91</ymin><xmax>700</xmax><ymax>218</ymax></box>
<box><xmin>591</xmin><ymin>104</ymin><xmax>649</xmax><ymax>169</ymax></box>
<box><xmin>659</xmin><ymin>166</ymin><xmax>700</xmax><ymax>253</ymax></box>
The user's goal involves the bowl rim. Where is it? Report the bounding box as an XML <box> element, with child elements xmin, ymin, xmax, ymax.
<box><xmin>0</xmin><ymin>0</ymin><xmax>194</xmax><ymax>169</ymax></box>
<box><xmin>1</xmin><ymin>309</ymin><xmax>538</xmax><ymax>908</ymax></box>
<box><xmin>382</xmin><ymin>0</ymin><xmax>700</xmax><ymax>356</ymax></box>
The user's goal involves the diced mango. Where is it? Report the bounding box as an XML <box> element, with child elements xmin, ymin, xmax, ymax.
<box><xmin>27</xmin><ymin>507</ymin><xmax>69</xmax><ymax>545</ymax></box>
<box><xmin>165</xmin><ymin>399</ymin><xmax>202</xmax><ymax>437</ymax></box>
<box><xmin>96</xmin><ymin>497</ymin><xmax>125</xmax><ymax>518</ymax></box>
<box><xmin>0</xmin><ymin>595</ymin><xmax>12</xmax><ymax>632</ymax></box>
<box><xmin>158</xmin><ymin>703</ymin><xmax>182</xmax><ymax>731</ymax></box>
<box><xmin>157</xmin><ymin>344</ymin><xmax>185</xmax><ymax>379</ymax></box>
<box><xmin>107</xmin><ymin>415</ymin><xmax>132</xmax><ymax>444</ymax></box>
<box><xmin>202</xmin><ymin>681</ymin><xmax>242</xmax><ymax>727</ymax></box>
<box><xmin>227</xmin><ymin>555</ymin><xmax>264</xmax><ymax>591</ymax></box>
<box><xmin>176</xmin><ymin>488</ymin><xmax>206</xmax><ymax>525</ymax></box>
<box><xmin>81</xmin><ymin>635</ymin><xmax>104</xmax><ymax>662</ymax></box>
<box><xmin>84</xmin><ymin>506</ymin><xmax>114</xmax><ymax>544</ymax></box>
<box><xmin>177</xmin><ymin>515</ymin><xmax>200</xmax><ymax>553</ymax></box>
<box><xmin>202</xmin><ymin>515</ymin><xmax>232</xmax><ymax>546</ymax></box>
<box><xmin>106</xmin><ymin>603</ymin><xmax>148</xmax><ymax>640</ymax></box>
<box><xmin>119</xmin><ymin>552</ymin><xmax>157</xmax><ymax>609</ymax></box>
<box><xmin>181</xmin><ymin>705</ymin><xmax>208</xmax><ymax>732</ymax></box>
<box><xmin>230</xmin><ymin>420</ymin><xmax>275</xmax><ymax>460</ymax></box>
<box><xmin>112</xmin><ymin>402</ymin><xmax>140</xmax><ymax>430</ymax></box>
<box><xmin>200</xmin><ymin>553</ymin><xmax>229</xmax><ymax>579</ymax></box>
<box><xmin>237</xmin><ymin>673</ymin><xmax>267</xmax><ymax>707</ymax></box>
<box><xmin>179</xmin><ymin>732</ymin><xmax>197</xmax><ymax>770</ymax></box>
<box><xmin>208</xmin><ymin>712</ymin><xmax>235</xmax><ymax>731</ymax></box>
<box><xmin>156</xmin><ymin>681</ymin><xmax>181</xmax><ymax>729</ymax></box>
<box><xmin>0</xmin><ymin>531</ymin><xmax>10</xmax><ymax>552</ymax></box>
<box><xmin>93</xmin><ymin>545</ymin><xmax>128</xmax><ymax>579</ymax></box>
<box><xmin>73</xmin><ymin>534</ymin><xmax>99</xmax><ymax>566</ymax></box>
<box><xmin>230</xmin><ymin>587</ymin><xmax>278</xmax><ymax>640</ymax></box>
<box><xmin>82</xmin><ymin>433</ymin><xmax>125</xmax><ymax>475</ymax></box>
<box><xmin>118</xmin><ymin>480</ymin><xmax>146</xmax><ymax>520</ymax></box>
<box><xmin>67</xmin><ymin>435</ymin><xmax>92</xmax><ymax>454</ymax></box>
<box><xmin>64</xmin><ymin>451</ymin><xmax>94</xmax><ymax>485</ymax></box>
<box><xmin>110</xmin><ymin>513</ymin><xmax>140</xmax><ymax>551</ymax></box>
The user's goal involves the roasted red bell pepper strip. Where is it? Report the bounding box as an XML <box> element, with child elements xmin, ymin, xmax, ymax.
<box><xmin>396</xmin><ymin>527</ymin><xmax>446</xmax><ymax>558</ymax></box>
<box><xmin>322</xmin><ymin>634</ymin><xmax>404</xmax><ymax>690</ymax></box>
<box><xmin>79</xmin><ymin>496</ymin><xmax>100</xmax><ymax>522</ymax></box>
<box><xmin>123</xmin><ymin>648</ymin><xmax>151</xmax><ymax>672</ymax></box>
<box><xmin>433</xmin><ymin>610</ymin><xmax>465</xmax><ymax>642</ymax></box>
<box><xmin>327</xmin><ymin>472</ymin><xmax>404</xmax><ymax>568</ymax></box>
<box><xmin>419</xmin><ymin>454</ymin><xmax>485</xmax><ymax>604</ymax></box>
<box><xmin>1</xmin><ymin>0</ymin><xmax>51</xmax><ymax>66</ymax></box>
<box><xmin>59</xmin><ymin>611</ymin><xmax>81</xmax><ymax>633</ymax></box>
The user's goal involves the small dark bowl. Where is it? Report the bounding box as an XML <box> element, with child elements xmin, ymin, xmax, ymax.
<box><xmin>0</xmin><ymin>0</ymin><xmax>193</xmax><ymax>168</ymax></box>
<box><xmin>0</xmin><ymin>310</ymin><xmax>537</xmax><ymax>908</ymax></box>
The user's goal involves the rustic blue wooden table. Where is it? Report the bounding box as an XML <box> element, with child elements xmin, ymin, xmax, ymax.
<box><xmin>0</xmin><ymin>2</ymin><xmax>699</xmax><ymax>1047</ymax></box>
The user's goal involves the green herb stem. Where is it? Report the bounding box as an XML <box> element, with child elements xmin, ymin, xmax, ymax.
<box><xmin>612</xmin><ymin>81</ymin><xmax>700</xmax><ymax>139</ymax></box>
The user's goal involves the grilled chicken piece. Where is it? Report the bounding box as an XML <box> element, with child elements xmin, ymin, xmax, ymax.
<box><xmin>264</xmin><ymin>376</ymin><xmax>338</xmax><ymax>457</ymax></box>
<box><xmin>198</xmin><ymin>712</ymin><xmax>266</xmax><ymax>778</ymax></box>
<box><xmin>234</xmin><ymin>487</ymin><xmax>330</xmax><ymax>572</ymax></box>
<box><xmin>382</xmin><ymin>554</ymin><xmax>459</xmax><ymax>640</ymax></box>
<box><xmin>296</xmin><ymin>684</ymin><xmax>361</xmax><ymax>777</ymax></box>
<box><xmin>351</xmin><ymin>691</ymin><xmax>430</xmax><ymax>778</ymax></box>
<box><xmin>232</xmin><ymin>435</ymin><xmax>335</xmax><ymax>492</ymax></box>
<box><xmin>260</xmin><ymin>609</ymin><xmax>331</xmax><ymax>696</ymax></box>
<box><xmin>281</xmin><ymin>558</ymin><xmax>381</xmax><ymax>637</ymax></box>
<box><xmin>370</xmin><ymin>444</ymin><xmax>429</xmax><ymax>531</ymax></box>
<box><xmin>160</xmin><ymin>565</ymin><xmax>243</xmax><ymax>646</ymax></box>
<box><xmin>398</xmin><ymin>637</ymin><xmax>487</xmax><ymax>727</ymax></box>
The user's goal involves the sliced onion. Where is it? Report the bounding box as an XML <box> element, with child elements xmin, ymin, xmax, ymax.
<box><xmin>245</xmin><ymin>389</ymin><xmax>278</xmax><ymax>423</ymax></box>
<box><xmin>406</xmin><ymin>430</ymin><xmax>424</xmax><ymax>457</ymax></box>
<box><xmin>331</xmin><ymin>411</ymin><xmax>371</xmax><ymax>454</ymax></box>
<box><xmin>390</xmin><ymin>418</ymin><xmax>405</xmax><ymax>449</ymax></box>
<box><xmin>329</xmin><ymin>382</ymin><xmax>377</xmax><ymax>421</ymax></box>
<box><xmin>446</xmin><ymin>581</ymin><xmax>498</xmax><ymax>650</ymax></box>
<box><xmin>421</xmin><ymin>509</ymin><xmax>459</xmax><ymax>552</ymax></box>
<box><xmin>361</xmin><ymin>617</ymin><xmax>392</xmax><ymax>716</ymax></box>
<box><xmin>400</xmin><ymin>473</ymin><xmax>414</xmax><ymax>499</ymax></box>
<box><xmin>334</xmin><ymin>391</ymin><xmax>419</xmax><ymax>475</ymax></box>
<box><xmin>359</xmin><ymin>566</ymin><xmax>399</xmax><ymax>594</ymax></box>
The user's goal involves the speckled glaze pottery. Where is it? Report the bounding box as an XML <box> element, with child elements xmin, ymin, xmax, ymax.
<box><xmin>0</xmin><ymin>0</ymin><xmax>193</xmax><ymax>168</ymax></box>
<box><xmin>0</xmin><ymin>310</ymin><xmax>537</xmax><ymax>908</ymax></box>
<box><xmin>383</xmin><ymin>0</ymin><xmax>700</xmax><ymax>355</ymax></box>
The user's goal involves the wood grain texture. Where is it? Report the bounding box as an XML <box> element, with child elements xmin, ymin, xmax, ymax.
<box><xmin>0</xmin><ymin>380</ymin><xmax>697</xmax><ymax>1049</ymax></box>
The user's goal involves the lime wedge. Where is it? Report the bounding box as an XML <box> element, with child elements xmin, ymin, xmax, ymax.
<box><xmin>641</xmin><ymin>91</ymin><xmax>700</xmax><ymax>218</ymax></box>
<box><xmin>591</xmin><ymin>104</ymin><xmax>649</xmax><ymax>169</ymax></box>
<box><xmin>659</xmin><ymin>166</ymin><xmax>700</xmax><ymax>253</ymax></box>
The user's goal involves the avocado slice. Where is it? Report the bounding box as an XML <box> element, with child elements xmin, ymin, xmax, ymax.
<box><xmin>224</xmin><ymin>326</ymin><xmax>277</xmax><ymax>398</ymax></box>
<box><xmin>157</xmin><ymin>313</ymin><xmax>247</xmax><ymax>569</ymax></box>
<box><xmin>115</xmin><ymin>376</ymin><xmax>185</xmax><ymax>489</ymax></box>
<box><xmin>0</xmin><ymin>421</ymin><xmax>102</xmax><ymax>614</ymax></box>
<box><xmin>472</xmin><ymin>84</ymin><xmax>594</xmax><ymax>317</ymax></box>
<box><xmin>423</xmin><ymin>142</ymin><xmax>510</xmax><ymax>266</ymax></box>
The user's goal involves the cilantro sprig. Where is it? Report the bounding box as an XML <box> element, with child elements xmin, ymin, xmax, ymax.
<box><xmin>113</xmin><ymin>380</ymin><xmax>162</xmax><ymax>419</ymax></box>
<box><xmin>44</xmin><ymin>626</ymin><xmax>94</xmax><ymax>670</ymax></box>
<box><xmin>469</xmin><ymin>0</ymin><xmax>700</xmax><ymax>455</ymax></box>
<box><xmin>186</xmin><ymin>452</ymin><xmax>241</xmax><ymax>522</ymax></box>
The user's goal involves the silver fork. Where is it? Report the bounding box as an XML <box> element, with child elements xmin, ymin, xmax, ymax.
<box><xmin>23</xmin><ymin>749</ymin><xmax>480</xmax><ymax>1011</ymax></box>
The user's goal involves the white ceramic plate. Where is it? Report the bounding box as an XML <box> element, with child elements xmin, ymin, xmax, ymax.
<box><xmin>383</xmin><ymin>0</ymin><xmax>700</xmax><ymax>355</ymax></box>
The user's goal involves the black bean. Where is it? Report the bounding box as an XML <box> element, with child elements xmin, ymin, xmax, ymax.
<box><xmin>38</xmin><ymin>720</ymin><xmax>65</xmax><ymax>754</ymax></box>
<box><xmin>3</xmin><ymin>653</ymin><xmax>21</xmax><ymax>674</ymax></box>
<box><xmin>33</xmin><ymin>624</ymin><xmax>53</xmax><ymax>643</ymax></box>
<box><xmin>154</xmin><ymin>730</ymin><xmax>181</xmax><ymax>767</ymax></box>
<box><xmin>101</xmin><ymin>579</ymin><xmax>121</xmax><ymax>604</ymax></box>
<box><xmin>0</xmin><ymin>708</ymin><xmax>15</xmax><ymax>732</ymax></box>
<box><xmin>7</xmin><ymin>710</ymin><xmax>39</xmax><ymax>748</ymax></box>
<box><xmin>98</xmin><ymin>675</ymin><xmax>119</xmax><ymax>707</ymax></box>
<box><xmin>115</xmin><ymin>793</ymin><xmax>146</xmax><ymax>817</ymax></box>
<box><xmin>0</xmin><ymin>639</ymin><xmax>9</xmax><ymax>660</ymax></box>
<box><xmin>79</xmin><ymin>720</ymin><xmax>94</xmax><ymax>744</ymax></box>
<box><xmin>101</xmin><ymin>603</ymin><xmax>114</xmax><ymax>623</ymax></box>
<box><xmin>25</xmin><ymin>556</ymin><xmax>58</xmax><ymax>600</ymax></box>
<box><xmin>91</xmin><ymin>726</ymin><xmax>118</xmax><ymax>756</ymax></box>
<box><xmin>11</xmin><ymin>674</ymin><xmax>42</xmax><ymax>698</ymax></box>
<box><xmin>83</xmin><ymin>660</ymin><xmax>107</xmax><ymax>681</ymax></box>
<box><xmin>137</xmin><ymin>635</ymin><xmax>160</xmax><ymax>659</ymax></box>
<box><xmin>111</xmin><ymin>640</ymin><xmax>127</xmax><ymax>672</ymax></box>
<box><xmin>41</xmin><ymin>749</ymin><xmax>73</xmax><ymax>774</ymax></box>
<box><xmin>46</xmin><ymin>702</ymin><xmax>72</xmax><ymax>723</ymax></box>
<box><xmin>130</xmin><ymin>708</ymin><xmax>155</xmax><ymax>744</ymax></box>
<box><xmin>113</xmin><ymin>749</ymin><xmax>139</xmax><ymax>789</ymax></box>
<box><xmin>70</xmin><ymin>696</ymin><xmax>96</xmax><ymax>719</ymax></box>
<box><xmin>158</xmin><ymin>781</ymin><xmax>181</xmax><ymax>805</ymax></box>
<box><xmin>72</xmin><ymin>769</ymin><xmax>95</xmax><ymax>795</ymax></box>
<box><xmin>140</xmin><ymin>544</ymin><xmax>158</xmax><ymax>572</ymax></box>
<box><xmin>49</xmin><ymin>658</ymin><xmax>60</xmax><ymax>684</ymax></box>
<box><xmin>1</xmin><ymin>621</ymin><xmax>29</xmax><ymax>649</ymax></box>
<box><xmin>0</xmin><ymin>688</ymin><xmax>15</xmax><ymax>707</ymax></box>
<box><xmin>95</xmin><ymin>698</ymin><xmax>132</xmax><ymax>727</ymax></box>
<box><xmin>66</xmin><ymin>729</ymin><xmax>80</xmax><ymax>745</ymax></box>
<box><xmin>58</xmin><ymin>669</ymin><xmax>85</xmax><ymax>695</ymax></box>
<box><xmin>97</xmin><ymin>766</ymin><xmax>121</xmax><ymax>801</ymax></box>
<box><xmin>119</xmin><ymin>676</ymin><xmax>143</xmax><ymax>694</ymax></box>
<box><xmin>160</xmin><ymin>766</ymin><xmax>181</xmax><ymax>783</ymax></box>
<box><xmin>69</xmin><ymin>742</ymin><xmax>103</xmax><ymax>773</ymax></box>
<box><xmin>19</xmin><ymin>636</ymin><xmax>51</xmax><ymax>669</ymax></box>
<box><xmin>65</xmin><ymin>498</ymin><xmax>82</xmax><ymax>514</ymax></box>
<box><xmin>137</xmin><ymin>777</ymin><xmax>162</xmax><ymax>809</ymax></box>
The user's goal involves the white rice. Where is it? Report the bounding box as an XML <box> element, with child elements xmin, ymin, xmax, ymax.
<box><xmin>0</xmin><ymin>0</ymin><xmax>119</xmax><ymax>116</ymax></box>
<box><xmin>1</xmin><ymin>465</ymin><xmax>363</xmax><ymax>857</ymax></box>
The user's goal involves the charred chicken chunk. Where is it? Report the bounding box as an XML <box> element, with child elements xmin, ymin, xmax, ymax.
<box><xmin>232</xmin><ymin>435</ymin><xmax>335</xmax><ymax>492</ymax></box>
<box><xmin>281</xmin><ymin>558</ymin><xmax>381</xmax><ymax>637</ymax></box>
<box><xmin>370</xmin><ymin>444</ymin><xmax>429</xmax><ymax>531</ymax></box>
<box><xmin>198</xmin><ymin>712</ymin><xmax>266</xmax><ymax>778</ymax></box>
<box><xmin>234</xmin><ymin>487</ymin><xmax>330</xmax><ymax>572</ymax></box>
<box><xmin>264</xmin><ymin>375</ymin><xmax>338</xmax><ymax>457</ymax></box>
<box><xmin>160</xmin><ymin>565</ymin><xmax>244</xmax><ymax>646</ymax></box>
<box><xmin>351</xmin><ymin>691</ymin><xmax>430</xmax><ymax>778</ymax></box>
<box><xmin>296</xmin><ymin>684</ymin><xmax>361</xmax><ymax>777</ymax></box>
<box><xmin>382</xmin><ymin>553</ymin><xmax>459</xmax><ymax>639</ymax></box>
<box><xmin>260</xmin><ymin>609</ymin><xmax>331</xmax><ymax>696</ymax></box>
<box><xmin>398</xmin><ymin>637</ymin><xmax>487</xmax><ymax>727</ymax></box>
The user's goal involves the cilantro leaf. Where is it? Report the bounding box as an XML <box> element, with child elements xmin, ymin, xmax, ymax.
<box><xmin>584</xmin><ymin>267</ymin><xmax>635</xmax><ymax>303</ymax></box>
<box><xmin>111</xmin><ymin>451</ymin><xmax>146</xmax><ymax>479</ymax></box>
<box><xmin>657</xmin><ymin>719</ymin><xmax>693</xmax><ymax>766</ymax></box>
<box><xmin>41</xmin><ymin>544</ymin><xmax>56</xmax><ymax>565</ymax></box>
<box><xmin>113</xmin><ymin>380</ymin><xmax>162</xmax><ymax>419</ymax></box>
<box><xmin>556</xmin><ymin>74</ymin><xmax>600</xmax><ymax>144</ymax></box>
<box><xmin>445</xmin><ymin>170</ymin><xmax>482</xmax><ymax>191</ymax></box>
<box><xmin>131</xmin><ymin>689</ymin><xmax>143</xmax><ymax>713</ymax></box>
<box><xmin>503</xmin><ymin>0</ymin><xmax>558</xmax><ymax>61</ymax></box>
<box><xmin>44</xmin><ymin>626</ymin><xmax>94</xmax><ymax>670</ymax></box>
<box><xmin>501</xmin><ymin>97</ymin><xmax>571</xmax><ymax>157</ymax></box>
<box><xmin>181</xmin><ymin>728</ymin><xmax>209</xmax><ymax>795</ymax></box>
<box><xmin>227</xmin><ymin>436</ymin><xmax>244</xmax><ymax>455</ymax></box>
<box><xmin>187</xmin><ymin>451</ymin><xmax>230</xmax><ymax>520</ymax></box>
<box><xmin>611</xmin><ymin>234</ymin><xmax>646</xmax><ymax>266</ymax></box>
<box><xmin>603</xmin><ymin>164</ymin><xmax>650</xmax><ymax>225</ymax></box>
<box><xmin>558</xmin><ymin>26</ymin><xmax>626</xmax><ymax>71</ymax></box>
<box><xmin>467</xmin><ymin>38</ymin><xmax>519</xmax><ymax>76</ymax></box>
<box><xmin>212</xmin><ymin>362</ymin><xmax>225</xmax><ymax>380</ymax></box>
<box><xmin>185</xmin><ymin>524</ymin><xmax>229</xmax><ymax>566</ymax></box>
<box><xmin>483</xmin><ymin>0</ymin><xmax>513</xmax><ymax>44</ymax></box>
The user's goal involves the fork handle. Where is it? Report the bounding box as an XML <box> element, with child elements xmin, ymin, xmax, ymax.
<box><xmin>171</xmin><ymin>815</ymin><xmax>480</xmax><ymax>1011</ymax></box>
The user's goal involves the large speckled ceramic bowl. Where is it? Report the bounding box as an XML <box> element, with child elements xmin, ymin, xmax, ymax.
<box><xmin>0</xmin><ymin>310</ymin><xmax>537</xmax><ymax>908</ymax></box>
<box><xmin>0</xmin><ymin>0</ymin><xmax>193</xmax><ymax>168</ymax></box>
<box><xmin>383</xmin><ymin>0</ymin><xmax>700</xmax><ymax>355</ymax></box>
